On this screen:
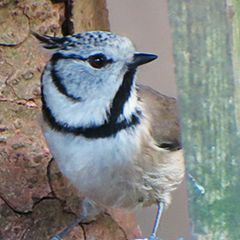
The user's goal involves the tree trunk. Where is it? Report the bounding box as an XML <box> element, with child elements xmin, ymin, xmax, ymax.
<box><xmin>168</xmin><ymin>0</ymin><xmax>240</xmax><ymax>239</ymax></box>
<box><xmin>0</xmin><ymin>1</ymin><xmax>140</xmax><ymax>239</ymax></box>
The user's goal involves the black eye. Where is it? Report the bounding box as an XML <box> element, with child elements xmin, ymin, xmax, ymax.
<box><xmin>88</xmin><ymin>54</ymin><xmax>108</xmax><ymax>69</ymax></box>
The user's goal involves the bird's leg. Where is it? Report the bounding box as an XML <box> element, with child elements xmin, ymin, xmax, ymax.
<box><xmin>149</xmin><ymin>201</ymin><xmax>163</xmax><ymax>238</ymax></box>
<box><xmin>51</xmin><ymin>198</ymin><xmax>100</xmax><ymax>240</ymax></box>
<box><xmin>51</xmin><ymin>213</ymin><xmax>86</xmax><ymax>240</ymax></box>
<box><xmin>135</xmin><ymin>202</ymin><xmax>164</xmax><ymax>240</ymax></box>
<box><xmin>147</xmin><ymin>201</ymin><xmax>164</xmax><ymax>240</ymax></box>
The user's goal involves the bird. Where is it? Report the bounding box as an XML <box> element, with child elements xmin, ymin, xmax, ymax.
<box><xmin>31</xmin><ymin>30</ymin><xmax>185</xmax><ymax>240</ymax></box>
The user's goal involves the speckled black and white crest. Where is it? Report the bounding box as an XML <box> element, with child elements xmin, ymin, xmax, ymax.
<box><xmin>72</xmin><ymin>31</ymin><xmax>121</xmax><ymax>46</ymax></box>
<box><xmin>31</xmin><ymin>31</ymin><xmax>131</xmax><ymax>50</ymax></box>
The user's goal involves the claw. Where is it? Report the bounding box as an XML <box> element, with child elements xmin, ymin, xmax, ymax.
<box><xmin>134</xmin><ymin>237</ymin><xmax>163</xmax><ymax>240</ymax></box>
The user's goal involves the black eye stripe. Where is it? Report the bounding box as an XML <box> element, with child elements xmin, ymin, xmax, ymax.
<box><xmin>51</xmin><ymin>52</ymin><xmax>87</xmax><ymax>62</ymax></box>
<box><xmin>51</xmin><ymin>52</ymin><xmax>113</xmax><ymax>66</ymax></box>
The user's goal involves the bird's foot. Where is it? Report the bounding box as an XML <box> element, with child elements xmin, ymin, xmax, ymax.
<box><xmin>134</xmin><ymin>236</ymin><xmax>184</xmax><ymax>240</ymax></box>
<box><xmin>147</xmin><ymin>236</ymin><xmax>163</xmax><ymax>240</ymax></box>
<box><xmin>134</xmin><ymin>236</ymin><xmax>163</xmax><ymax>240</ymax></box>
<box><xmin>148</xmin><ymin>236</ymin><xmax>163</xmax><ymax>240</ymax></box>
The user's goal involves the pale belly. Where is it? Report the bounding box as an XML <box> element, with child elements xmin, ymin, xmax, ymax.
<box><xmin>43</xmin><ymin>123</ymin><xmax>184</xmax><ymax>210</ymax></box>
<box><xmin>43</xmin><ymin>125</ymin><xmax>146</xmax><ymax>208</ymax></box>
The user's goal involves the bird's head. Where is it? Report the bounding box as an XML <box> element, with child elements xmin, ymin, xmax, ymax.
<box><xmin>32</xmin><ymin>31</ymin><xmax>157</xmax><ymax>101</ymax></box>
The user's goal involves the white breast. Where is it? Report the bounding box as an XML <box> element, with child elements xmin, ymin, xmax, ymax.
<box><xmin>42</xmin><ymin>121</ymin><xmax>143</xmax><ymax>208</ymax></box>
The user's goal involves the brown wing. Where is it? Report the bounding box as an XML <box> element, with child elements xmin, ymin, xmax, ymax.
<box><xmin>137</xmin><ymin>84</ymin><xmax>181</xmax><ymax>151</ymax></box>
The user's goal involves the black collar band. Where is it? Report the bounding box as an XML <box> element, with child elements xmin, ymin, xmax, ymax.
<box><xmin>42</xmin><ymin>96</ymin><xmax>140</xmax><ymax>138</ymax></box>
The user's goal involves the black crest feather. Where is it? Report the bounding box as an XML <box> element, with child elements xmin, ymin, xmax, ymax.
<box><xmin>30</xmin><ymin>30</ymin><xmax>67</xmax><ymax>49</ymax></box>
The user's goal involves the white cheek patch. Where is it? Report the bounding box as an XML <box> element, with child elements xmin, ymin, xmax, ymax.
<box><xmin>43</xmin><ymin>80</ymin><xmax>110</xmax><ymax>127</ymax></box>
<box><xmin>122</xmin><ymin>85</ymin><xmax>138</xmax><ymax>120</ymax></box>
<box><xmin>42</xmin><ymin>63</ymin><xmax>131</xmax><ymax>128</ymax></box>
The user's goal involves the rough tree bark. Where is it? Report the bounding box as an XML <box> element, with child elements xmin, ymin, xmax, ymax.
<box><xmin>0</xmin><ymin>1</ymin><xmax>140</xmax><ymax>239</ymax></box>
<box><xmin>168</xmin><ymin>0</ymin><xmax>240</xmax><ymax>239</ymax></box>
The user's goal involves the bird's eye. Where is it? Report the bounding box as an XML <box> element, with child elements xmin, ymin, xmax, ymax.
<box><xmin>88</xmin><ymin>54</ymin><xmax>108</xmax><ymax>69</ymax></box>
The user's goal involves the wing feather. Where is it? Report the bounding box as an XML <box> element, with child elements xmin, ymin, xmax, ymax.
<box><xmin>137</xmin><ymin>84</ymin><xmax>181</xmax><ymax>151</ymax></box>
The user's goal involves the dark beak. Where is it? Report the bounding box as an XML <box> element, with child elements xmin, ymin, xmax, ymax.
<box><xmin>131</xmin><ymin>53</ymin><xmax>158</xmax><ymax>67</ymax></box>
